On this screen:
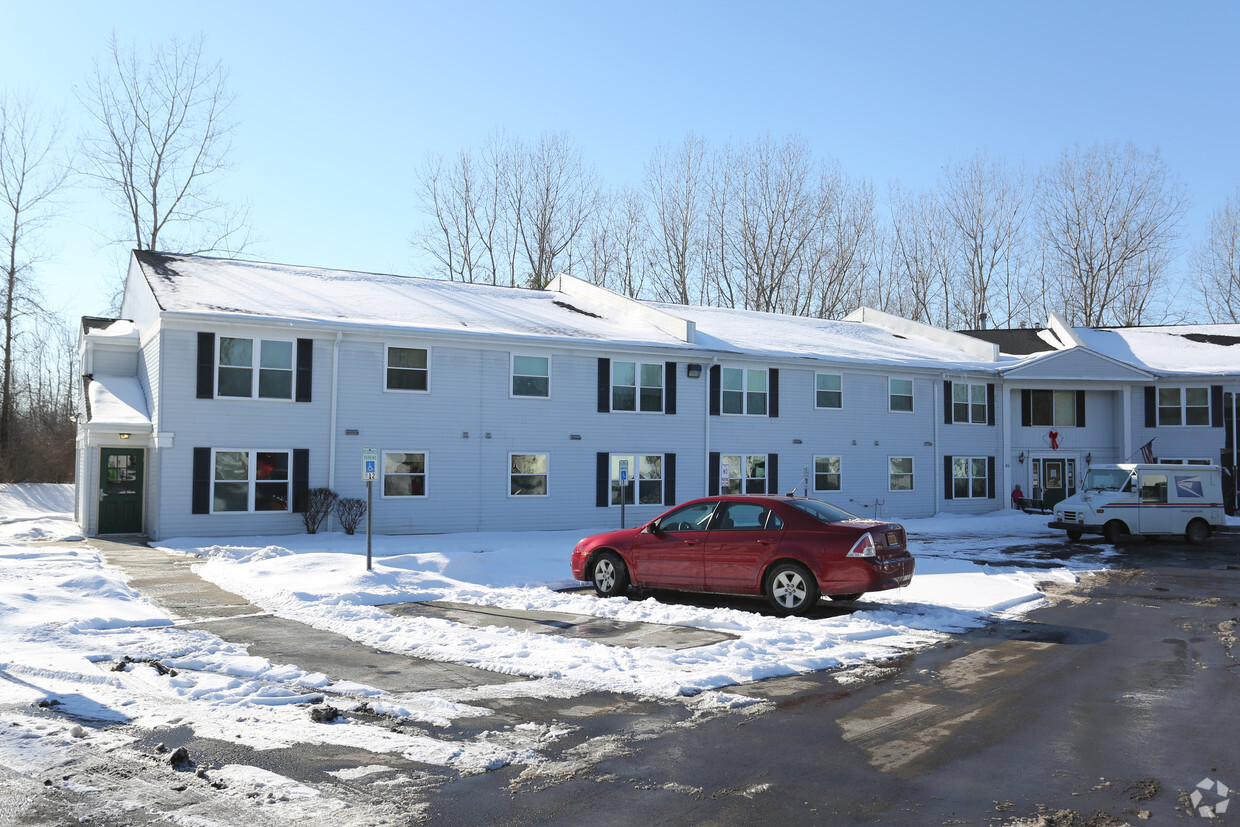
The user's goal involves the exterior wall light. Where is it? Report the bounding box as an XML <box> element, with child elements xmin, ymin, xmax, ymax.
<box><xmin>686</xmin><ymin>363</ymin><xmax>703</xmax><ymax>379</ymax></box>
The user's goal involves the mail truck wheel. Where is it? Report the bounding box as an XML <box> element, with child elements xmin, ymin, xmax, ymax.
<box><xmin>1185</xmin><ymin>519</ymin><xmax>1210</xmax><ymax>545</ymax></box>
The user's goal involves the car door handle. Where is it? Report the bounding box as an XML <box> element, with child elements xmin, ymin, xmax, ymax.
<box><xmin>757</xmin><ymin>539</ymin><xmax>773</xmax><ymax>546</ymax></box>
<box><xmin>682</xmin><ymin>539</ymin><xmax>699</xmax><ymax>546</ymax></box>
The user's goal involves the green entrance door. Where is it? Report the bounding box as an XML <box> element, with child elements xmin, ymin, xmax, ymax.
<box><xmin>99</xmin><ymin>447</ymin><xmax>143</xmax><ymax>534</ymax></box>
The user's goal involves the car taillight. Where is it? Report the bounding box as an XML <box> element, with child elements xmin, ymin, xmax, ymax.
<box><xmin>846</xmin><ymin>533</ymin><xmax>877</xmax><ymax>558</ymax></box>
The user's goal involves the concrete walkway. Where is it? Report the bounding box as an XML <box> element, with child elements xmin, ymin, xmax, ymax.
<box><xmin>88</xmin><ymin>538</ymin><xmax>734</xmax><ymax>695</ymax></box>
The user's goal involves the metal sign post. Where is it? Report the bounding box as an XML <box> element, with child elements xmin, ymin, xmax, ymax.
<box><xmin>619</xmin><ymin>459</ymin><xmax>629</xmax><ymax>529</ymax></box>
<box><xmin>362</xmin><ymin>447</ymin><xmax>378</xmax><ymax>571</ymax></box>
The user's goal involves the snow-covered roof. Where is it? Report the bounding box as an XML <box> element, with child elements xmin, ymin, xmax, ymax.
<box><xmin>86</xmin><ymin>375</ymin><xmax>151</xmax><ymax>429</ymax></box>
<box><xmin>134</xmin><ymin>252</ymin><xmax>690</xmax><ymax>350</ymax></box>
<box><xmin>1072</xmin><ymin>325</ymin><xmax>1240</xmax><ymax>377</ymax></box>
<box><xmin>131</xmin><ymin>252</ymin><xmax>999</xmax><ymax>371</ymax></box>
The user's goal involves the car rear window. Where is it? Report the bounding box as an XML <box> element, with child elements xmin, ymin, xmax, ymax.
<box><xmin>786</xmin><ymin>498</ymin><xmax>858</xmax><ymax>524</ymax></box>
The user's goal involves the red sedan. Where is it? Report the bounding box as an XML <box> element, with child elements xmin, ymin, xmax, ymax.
<box><xmin>570</xmin><ymin>495</ymin><xmax>915</xmax><ymax>616</ymax></box>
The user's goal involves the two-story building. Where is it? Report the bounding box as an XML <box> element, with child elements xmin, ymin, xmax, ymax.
<box><xmin>74</xmin><ymin>251</ymin><xmax>1240</xmax><ymax>540</ymax></box>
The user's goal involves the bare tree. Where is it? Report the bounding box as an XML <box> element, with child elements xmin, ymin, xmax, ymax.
<box><xmin>795</xmin><ymin>170</ymin><xmax>877</xmax><ymax>319</ymax></box>
<box><xmin>585</xmin><ymin>186</ymin><xmax>647</xmax><ymax>298</ymax></box>
<box><xmin>939</xmin><ymin>152</ymin><xmax>1030</xmax><ymax>328</ymax></box>
<box><xmin>645</xmin><ymin>133</ymin><xmax>707</xmax><ymax>304</ymax></box>
<box><xmin>1037</xmin><ymin>142</ymin><xmax>1186</xmax><ymax>326</ymax></box>
<box><xmin>1193</xmin><ymin>187</ymin><xmax>1240</xmax><ymax>323</ymax></box>
<box><xmin>510</xmin><ymin>131</ymin><xmax>600</xmax><ymax>289</ymax></box>
<box><xmin>0</xmin><ymin>93</ymin><xmax>69</xmax><ymax>469</ymax></box>
<box><xmin>79</xmin><ymin>34</ymin><xmax>251</xmax><ymax>260</ymax></box>
<box><xmin>887</xmin><ymin>182</ymin><xmax>955</xmax><ymax>326</ymax></box>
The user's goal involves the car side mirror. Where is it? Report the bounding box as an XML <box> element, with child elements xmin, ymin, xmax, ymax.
<box><xmin>643</xmin><ymin>521</ymin><xmax>662</xmax><ymax>535</ymax></box>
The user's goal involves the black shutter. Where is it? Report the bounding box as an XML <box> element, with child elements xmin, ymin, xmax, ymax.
<box><xmin>296</xmin><ymin>338</ymin><xmax>313</xmax><ymax>402</ymax></box>
<box><xmin>769</xmin><ymin>369</ymin><xmax>779</xmax><ymax>418</ymax></box>
<box><xmin>292</xmin><ymin>449</ymin><xmax>309</xmax><ymax>513</ymax></box>
<box><xmin>597</xmin><ymin>359</ymin><xmax>610</xmax><ymax>413</ymax></box>
<box><xmin>196</xmin><ymin>332</ymin><xmax>215</xmax><ymax>399</ymax></box>
<box><xmin>944</xmin><ymin>380</ymin><xmax>953</xmax><ymax>424</ymax></box>
<box><xmin>1076</xmin><ymin>391</ymin><xmax>1086</xmax><ymax>428</ymax></box>
<box><xmin>192</xmin><ymin>447</ymin><xmax>211</xmax><ymax>514</ymax></box>
<box><xmin>1145</xmin><ymin>386</ymin><xmax>1157</xmax><ymax>427</ymax></box>
<box><xmin>665</xmin><ymin>362</ymin><xmax>677</xmax><ymax>415</ymax></box>
<box><xmin>987</xmin><ymin>456</ymin><xmax>997</xmax><ymax>499</ymax></box>
<box><xmin>664</xmin><ymin>453</ymin><xmax>676</xmax><ymax>505</ymax></box>
<box><xmin>596</xmin><ymin>453</ymin><xmax>609</xmax><ymax>507</ymax></box>
<box><xmin>987</xmin><ymin>383</ymin><xmax>996</xmax><ymax>426</ymax></box>
<box><xmin>709</xmin><ymin>365</ymin><xmax>721</xmax><ymax>416</ymax></box>
<box><xmin>709</xmin><ymin>451</ymin><xmax>720</xmax><ymax>495</ymax></box>
<box><xmin>943</xmin><ymin>455</ymin><xmax>954</xmax><ymax>500</ymax></box>
<box><xmin>1021</xmin><ymin>389</ymin><xmax>1032</xmax><ymax>427</ymax></box>
<box><xmin>768</xmin><ymin>453</ymin><xmax>778</xmax><ymax>494</ymax></box>
<box><xmin>1213</xmin><ymin>385</ymin><xmax>1224</xmax><ymax>428</ymax></box>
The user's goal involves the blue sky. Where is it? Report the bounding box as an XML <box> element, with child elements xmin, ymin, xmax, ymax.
<box><xmin>3</xmin><ymin>1</ymin><xmax>1238</xmax><ymax>324</ymax></box>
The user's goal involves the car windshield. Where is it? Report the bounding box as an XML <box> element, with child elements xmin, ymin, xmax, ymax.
<box><xmin>786</xmin><ymin>498</ymin><xmax>858</xmax><ymax>524</ymax></box>
<box><xmin>1083</xmin><ymin>468</ymin><xmax>1131</xmax><ymax>491</ymax></box>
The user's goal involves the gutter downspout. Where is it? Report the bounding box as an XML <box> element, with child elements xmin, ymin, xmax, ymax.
<box><xmin>934</xmin><ymin>375</ymin><xmax>943</xmax><ymax>515</ymax></box>
<box><xmin>327</xmin><ymin>331</ymin><xmax>342</xmax><ymax>528</ymax></box>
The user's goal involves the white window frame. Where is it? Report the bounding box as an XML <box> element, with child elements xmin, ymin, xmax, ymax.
<box><xmin>385</xmin><ymin>344</ymin><xmax>430</xmax><ymax>393</ymax></box>
<box><xmin>1159</xmin><ymin>457</ymin><xmax>1213</xmax><ymax>465</ymax></box>
<box><xmin>1029</xmin><ymin>389</ymin><xmax>1078</xmax><ymax>427</ymax></box>
<box><xmin>216</xmin><ymin>336</ymin><xmax>295</xmax><ymax>401</ymax></box>
<box><xmin>719</xmin><ymin>453</ymin><xmax>768</xmax><ymax>495</ymax></box>
<box><xmin>611</xmin><ymin>361</ymin><xmax>664</xmax><ymax>413</ymax></box>
<box><xmin>721</xmin><ymin>367</ymin><xmax>768</xmax><ymax>416</ymax></box>
<box><xmin>952</xmin><ymin>456</ymin><xmax>989</xmax><ymax>499</ymax></box>
<box><xmin>381</xmin><ymin>450</ymin><xmax>428</xmax><ymax>499</ymax></box>
<box><xmin>953</xmin><ymin>382</ymin><xmax>987</xmax><ymax>424</ymax></box>
<box><xmin>609</xmin><ymin>453</ymin><xmax>665</xmax><ymax>505</ymax></box>
<box><xmin>509</xmin><ymin>452</ymin><xmax>549</xmax><ymax>497</ymax></box>
<box><xmin>815</xmin><ymin>373</ymin><xmax>842</xmax><ymax>410</ymax></box>
<box><xmin>889</xmin><ymin>456</ymin><xmax>915</xmax><ymax>492</ymax></box>
<box><xmin>1157</xmin><ymin>386</ymin><xmax>1211</xmax><ymax>427</ymax></box>
<box><xmin>813</xmin><ymin>455</ymin><xmax>841</xmax><ymax>492</ymax></box>
<box><xmin>510</xmin><ymin>354</ymin><xmax>551</xmax><ymax>399</ymax></box>
<box><xmin>889</xmin><ymin>378</ymin><xmax>914</xmax><ymax>413</ymax></box>
<box><xmin>210</xmin><ymin>448</ymin><xmax>293</xmax><ymax>514</ymax></box>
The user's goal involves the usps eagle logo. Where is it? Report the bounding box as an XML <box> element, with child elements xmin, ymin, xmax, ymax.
<box><xmin>1175</xmin><ymin>475</ymin><xmax>1205</xmax><ymax>499</ymax></box>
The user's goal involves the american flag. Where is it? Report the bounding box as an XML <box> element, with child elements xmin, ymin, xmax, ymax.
<box><xmin>1139</xmin><ymin>439</ymin><xmax>1155</xmax><ymax>463</ymax></box>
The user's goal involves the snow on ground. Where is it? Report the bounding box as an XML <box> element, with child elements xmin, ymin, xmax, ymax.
<box><xmin>0</xmin><ymin>483</ymin><xmax>1105</xmax><ymax>790</ymax></box>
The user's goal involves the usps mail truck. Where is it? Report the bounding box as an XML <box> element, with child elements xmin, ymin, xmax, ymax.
<box><xmin>1049</xmin><ymin>463</ymin><xmax>1226</xmax><ymax>544</ymax></box>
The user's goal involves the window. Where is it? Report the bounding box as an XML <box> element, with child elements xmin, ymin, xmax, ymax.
<box><xmin>1029</xmin><ymin>390</ymin><xmax>1077</xmax><ymax>426</ymax></box>
<box><xmin>1158</xmin><ymin>387</ymin><xmax>1210</xmax><ymax>426</ymax></box>
<box><xmin>719</xmin><ymin>454</ymin><xmax>767</xmax><ymax>495</ymax></box>
<box><xmin>654</xmin><ymin>501</ymin><xmax>717</xmax><ymax>533</ymax></box>
<box><xmin>612</xmin><ymin>361</ymin><xmax>663</xmax><ymax>412</ymax></box>
<box><xmin>889</xmin><ymin>378</ymin><xmax>913</xmax><ymax>413</ymax></box>
<box><xmin>815</xmin><ymin>373</ymin><xmax>842</xmax><ymax>409</ymax></box>
<box><xmin>218</xmin><ymin>337</ymin><xmax>293</xmax><ymax>399</ymax></box>
<box><xmin>510</xmin><ymin>454</ymin><xmax>548</xmax><ymax>496</ymax></box>
<box><xmin>1139</xmin><ymin>473</ymin><xmax>1169</xmax><ymax>504</ymax></box>
<box><xmin>715</xmin><ymin>502</ymin><xmax>783</xmax><ymax>531</ymax></box>
<box><xmin>889</xmin><ymin>457</ymin><xmax>914</xmax><ymax>491</ymax></box>
<box><xmin>1161</xmin><ymin>458</ymin><xmax>1212</xmax><ymax>465</ymax></box>
<box><xmin>813</xmin><ymin>456</ymin><xmax>841</xmax><ymax>492</ymax></box>
<box><xmin>383</xmin><ymin>452</ymin><xmax>426</xmax><ymax>497</ymax></box>
<box><xmin>952</xmin><ymin>457</ymin><xmax>989</xmax><ymax>498</ymax></box>
<box><xmin>610</xmin><ymin>454</ymin><xmax>663</xmax><ymax>504</ymax></box>
<box><xmin>386</xmin><ymin>346</ymin><xmax>428</xmax><ymax>391</ymax></box>
<box><xmin>512</xmin><ymin>355</ymin><xmax>550</xmax><ymax>398</ymax></box>
<box><xmin>722</xmin><ymin>368</ymin><xmax>768</xmax><ymax>415</ymax></box>
<box><xmin>212</xmin><ymin>449</ymin><xmax>291</xmax><ymax>513</ymax></box>
<box><xmin>953</xmin><ymin>383</ymin><xmax>987</xmax><ymax>424</ymax></box>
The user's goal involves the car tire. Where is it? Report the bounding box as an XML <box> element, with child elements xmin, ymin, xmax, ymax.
<box><xmin>1103</xmin><ymin>520</ymin><xmax>1125</xmax><ymax>545</ymax></box>
<box><xmin>1185</xmin><ymin>519</ymin><xmax>1210</xmax><ymax>545</ymax></box>
<box><xmin>591</xmin><ymin>551</ymin><xmax>630</xmax><ymax>597</ymax></box>
<box><xmin>764</xmin><ymin>563</ymin><xmax>820</xmax><ymax>616</ymax></box>
<box><xmin>1066</xmin><ymin>529</ymin><xmax>1083</xmax><ymax>542</ymax></box>
<box><xmin>827</xmin><ymin>592</ymin><xmax>863</xmax><ymax>602</ymax></box>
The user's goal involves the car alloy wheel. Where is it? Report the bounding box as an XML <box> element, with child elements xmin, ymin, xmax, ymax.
<box><xmin>591</xmin><ymin>552</ymin><xmax>629</xmax><ymax>597</ymax></box>
<box><xmin>765</xmin><ymin>563</ymin><xmax>820</xmax><ymax>616</ymax></box>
